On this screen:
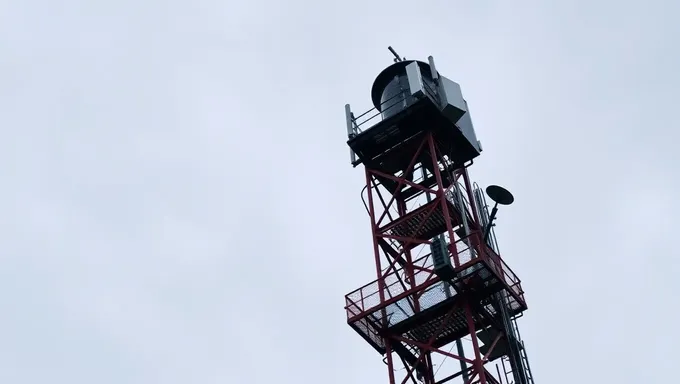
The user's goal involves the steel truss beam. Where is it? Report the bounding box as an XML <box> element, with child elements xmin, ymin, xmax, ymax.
<box><xmin>361</xmin><ymin>132</ymin><xmax>516</xmax><ymax>384</ymax></box>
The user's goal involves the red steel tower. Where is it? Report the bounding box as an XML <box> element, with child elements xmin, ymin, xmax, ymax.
<box><xmin>342</xmin><ymin>50</ymin><xmax>536</xmax><ymax>384</ymax></box>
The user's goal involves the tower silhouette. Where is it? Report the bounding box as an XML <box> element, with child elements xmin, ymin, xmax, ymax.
<box><xmin>342</xmin><ymin>51</ymin><xmax>536</xmax><ymax>384</ymax></box>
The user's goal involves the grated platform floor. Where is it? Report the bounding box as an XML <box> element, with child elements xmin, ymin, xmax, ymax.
<box><xmin>348</xmin><ymin>258</ymin><xmax>526</xmax><ymax>355</ymax></box>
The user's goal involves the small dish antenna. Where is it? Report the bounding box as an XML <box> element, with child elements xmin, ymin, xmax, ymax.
<box><xmin>482</xmin><ymin>185</ymin><xmax>514</xmax><ymax>243</ymax></box>
<box><xmin>486</xmin><ymin>185</ymin><xmax>514</xmax><ymax>206</ymax></box>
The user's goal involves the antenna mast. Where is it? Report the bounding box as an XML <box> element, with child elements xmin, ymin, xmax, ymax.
<box><xmin>387</xmin><ymin>46</ymin><xmax>405</xmax><ymax>62</ymax></box>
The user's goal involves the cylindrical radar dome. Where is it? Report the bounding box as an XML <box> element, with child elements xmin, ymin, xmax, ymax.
<box><xmin>371</xmin><ymin>60</ymin><xmax>438</xmax><ymax>120</ymax></box>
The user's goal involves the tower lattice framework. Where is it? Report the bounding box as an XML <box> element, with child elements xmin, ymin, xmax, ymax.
<box><xmin>342</xmin><ymin>53</ymin><xmax>535</xmax><ymax>384</ymax></box>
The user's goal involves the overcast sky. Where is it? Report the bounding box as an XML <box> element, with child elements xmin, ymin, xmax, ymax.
<box><xmin>1</xmin><ymin>1</ymin><xmax>678</xmax><ymax>383</ymax></box>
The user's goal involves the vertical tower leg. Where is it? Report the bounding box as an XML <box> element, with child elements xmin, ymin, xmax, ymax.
<box><xmin>464</xmin><ymin>301</ymin><xmax>487</xmax><ymax>384</ymax></box>
<box><xmin>385</xmin><ymin>339</ymin><xmax>397</xmax><ymax>384</ymax></box>
<box><xmin>365</xmin><ymin>167</ymin><xmax>386</xmax><ymax>302</ymax></box>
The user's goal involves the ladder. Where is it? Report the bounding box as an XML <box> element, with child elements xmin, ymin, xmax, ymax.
<box><xmin>499</xmin><ymin>315</ymin><xmax>535</xmax><ymax>384</ymax></box>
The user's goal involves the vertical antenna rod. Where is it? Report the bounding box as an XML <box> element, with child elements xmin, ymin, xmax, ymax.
<box><xmin>388</xmin><ymin>46</ymin><xmax>404</xmax><ymax>62</ymax></box>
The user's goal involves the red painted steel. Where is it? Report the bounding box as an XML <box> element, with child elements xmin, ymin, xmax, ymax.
<box><xmin>345</xmin><ymin>131</ymin><xmax>528</xmax><ymax>384</ymax></box>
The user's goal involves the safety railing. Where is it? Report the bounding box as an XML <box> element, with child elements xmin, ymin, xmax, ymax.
<box><xmin>484</xmin><ymin>248</ymin><xmax>525</xmax><ymax>303</ymax></box>
<box><xmin>344</xmin><ymin>251</ymin><xmax>436</xmax><ymax>322</ymax></box>
<box><xmin>346</xmin><ymin>78</ymin><xmax>440</xmax><ymax>138</ymax></box>
<box><xmin>345</xmin><ymin>242</ymin><xmax>526</xmax><ymax>324</ymax></box>
<box><xmin>344</xmin><ymin>235</ymin><xmax>475</xmax><ymax>323</ymax></box>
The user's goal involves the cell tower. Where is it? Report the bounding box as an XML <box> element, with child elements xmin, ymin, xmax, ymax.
<box><xmin>342</xmin><ymin>48</ymin><xmax>536</xmax><ymax>384</ymax></box>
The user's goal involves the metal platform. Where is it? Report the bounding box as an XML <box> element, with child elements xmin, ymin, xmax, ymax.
<box><xmin>382</xmin><ymin>198</ymin><xmax>459</xmax><ymax>247</ymax></box>
<box><xmin>347</xmin><ymin>95</ymin><xmax>480</xmax><ymax>173</ymax></box>
<box><xmin>345</xmin><ymin>251</ymin><xmax>527</xmax><ymax>355</ymax></box>
<box><xmin>380</xmin><ymin>190</ymin><xmax>478</xmax><ymax>252</ymax></box>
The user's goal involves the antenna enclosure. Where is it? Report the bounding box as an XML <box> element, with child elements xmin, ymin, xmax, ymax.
<box><xmin>371</xmin><ymin>60</ymin><xmax>437</xmax><ymax>120</ymax></box>
<box><xmin>346</xmin><ymin>59</ymin><xmax>482</xmax><ymax>171</ymax></box>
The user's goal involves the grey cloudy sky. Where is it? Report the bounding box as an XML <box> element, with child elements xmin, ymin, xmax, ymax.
<box><xmin>1</xmin><ymin>0</ymin><xmax>678</xmax><ymax>383</ymax></box>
